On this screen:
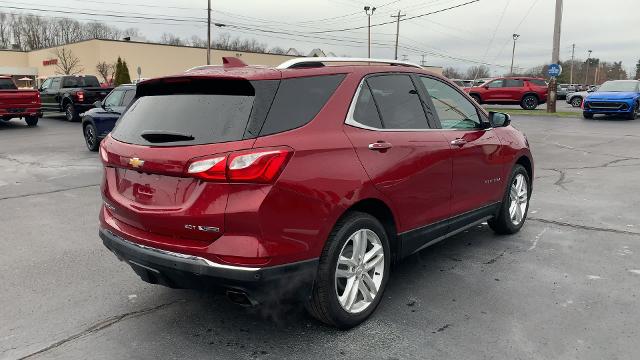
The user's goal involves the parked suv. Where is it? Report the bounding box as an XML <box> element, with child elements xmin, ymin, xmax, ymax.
<box><xmin>99</xmin><ymin>57</ymin><xmax>534</xmax><ymax>328</ymax></box>
<box><xmin>465</xmin><ymin>77</ymin><xmax>548</xmax><ymax>110</ymax></box>
<box><xmin>81</xmin><ymin>84</ymin><xmax>136</xmax><ymax>151</ymax></box>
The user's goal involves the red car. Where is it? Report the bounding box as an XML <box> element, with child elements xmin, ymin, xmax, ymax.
<box><xmin>465</xmin><ymin>77</ymin><xmax>548</xmax><ymax>110</ymax></box>
<box><xmin>99</xmin><ymin>57</ymin><xmax>533</xmax><ymax>328</ymax></box>
<box><xmin>0</xmin><ymin>76</ymin><xmax>41</xmax><ymax>126</ymax></box>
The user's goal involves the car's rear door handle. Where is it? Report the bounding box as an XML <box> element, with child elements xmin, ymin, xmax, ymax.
<box><xmin>368</xmin><ymin>141</ymin><xmax>393</xmax><ymax>151</ymax></box>
<box><xmin>450</xmin><ymin>138</ymin><xmax>467</xmax><ymax>147</ymax></box>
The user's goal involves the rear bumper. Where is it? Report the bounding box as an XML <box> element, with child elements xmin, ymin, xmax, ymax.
<box><xmin>0</xmin><ymin>107</ymin><xmax>41</xmax><ymax>118</ymax></box>
<box><xmin>100</xmin><ymin>228</ymin><xmax>318</xmax><ymax>304</ymax></box>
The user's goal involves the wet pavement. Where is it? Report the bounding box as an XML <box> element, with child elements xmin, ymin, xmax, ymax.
<box><xmin>1</xmin><ymin>114</ymin><xmax>639</xmax><ymax>360</ymax></box>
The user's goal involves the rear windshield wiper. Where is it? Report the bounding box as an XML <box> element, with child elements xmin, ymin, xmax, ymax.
<box><xmin>140</xmin><ymin>130</ymin><xmax>195</xmax><ymax>143</ymax></box>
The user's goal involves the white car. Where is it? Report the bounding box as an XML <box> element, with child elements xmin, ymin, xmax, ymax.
<box><xmin>566</xmin><ymin>86</ymin><xmax>598</xmax><ymax>107</ymax></box>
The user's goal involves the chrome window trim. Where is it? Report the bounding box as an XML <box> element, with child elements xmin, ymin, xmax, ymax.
<box><xmin>344</xmin><ymin>76</ymin><xmax>490</xmax><ymax>132</ymax></box>
<box><xmin>106</xmin><ymin>229</ymin><xmax>261</xmax><ymax>272</ymax></box>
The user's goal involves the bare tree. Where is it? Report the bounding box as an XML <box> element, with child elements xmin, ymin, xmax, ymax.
<box><xmin>96</xmin><ymin>61</ymin><xmax>115</xmax><ymax>83</ymax></box>
<box><xmin>466</xmin><ymin>65</ymin><xmax>491</xmax><ymax>79</ymax></box>
<box><xmin>53</xmin><ymin>47</ymin><xmax>83</xmax><ymax>75</ymax></box>
<box><xmin>189</xmin><ymin>35</ymin><xmax>207</xmax><ymax>47</ymax></box>
<box><xmin>442</xmin><ymin>67</ymin><xmax>464</xmax><ymax>79</ymax></box>
<box><xmin>160</xmin><ymin>33</ymin><xmax>184</xmax><ymax>46</ymax></box>
<box><xmin>269</xmin><ymin>46</ymin><xmax>286</xmax><ymax>55</ymax></box>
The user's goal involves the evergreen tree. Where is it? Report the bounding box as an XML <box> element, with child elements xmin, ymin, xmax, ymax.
<box><xmin>121</xmin><ymin>60</ymin><xmax>132</xmax><ymax>84</ymax></box>
<box><xmin>113</xmin><ymin>57</ymin><xmax>124</xmax><ymax>86</ymax></box>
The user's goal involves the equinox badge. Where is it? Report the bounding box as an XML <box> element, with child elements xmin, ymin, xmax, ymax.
<box><xmin>185</xmin><ymin>225</ymin><xmax>220</xmax><ymax>233</ymax></box>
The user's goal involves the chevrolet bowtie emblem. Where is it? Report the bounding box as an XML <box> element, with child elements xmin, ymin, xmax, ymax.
<box><xmin>129</xmin><ymin>157</ymin><xmax>145</xmax><ymax>168</ymax></box>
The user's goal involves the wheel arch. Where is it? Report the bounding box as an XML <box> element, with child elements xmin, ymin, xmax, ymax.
<box><xmin>61</xmin><ymin>96</ymin><xmax>73</xmax><ymax>111</ymax></box>
<box><xmin>521</xmin><ymin>92</ymin><xmax>540</xmax><ymax>102</ymax></box>
<box><xmin>338</xmin><ymin>198</ymin><xmax>400</xmax><ymax>263</ymax></box>
<box><xmin>515</xmin><ymin>155</ymin><xmax>533</xmax><ymax>184</ymax></box>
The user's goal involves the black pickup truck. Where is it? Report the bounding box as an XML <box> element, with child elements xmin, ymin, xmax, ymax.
<box><xmin>39</xmin><ymin>75</ymin><xmax>113</xmax><ymax>121</ymax></box>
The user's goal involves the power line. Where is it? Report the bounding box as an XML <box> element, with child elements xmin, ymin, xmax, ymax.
<box><xmin>308</xmin><ymin>0</ymin><xmax>481</xmax><ymax>33</ymax></box>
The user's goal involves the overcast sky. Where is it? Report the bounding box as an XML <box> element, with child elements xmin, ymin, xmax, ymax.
<box><xmin>9</xmin><ymin>0</ymin><xmax>640</xmax><ymax>75</ymax></box>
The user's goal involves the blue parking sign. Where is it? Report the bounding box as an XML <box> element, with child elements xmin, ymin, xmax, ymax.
<box><xmin>548</xmin><ymin>64</ymin><xmax>562</xmax><ymax>77</ymax></box>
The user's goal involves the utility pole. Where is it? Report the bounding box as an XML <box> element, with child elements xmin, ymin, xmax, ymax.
<box><xmin>207</xmin><ymin>0</ymin><xmax>211</xmax><ymax>65</ymax></box>
<box><xmin>510</xmin><ymin>33</ymin><xmax>520</xmax><ymax>75</ymax></box>
<box><xmin>391</xmin><ymin>10</ymin><xmax>406</xmax><ymax>60</ymax></box>
<box><xmin>569</xmin><ymin>43</ymin><xmax>575</xmax><ymax>84</ymax></box>
<box><xmin>364</xmin><ymin>6</ymin><xmax>376</xmax><ymax>58</ymax></box>
<box><xmin>547</xmin><ymin>0</ymin><xmax>563</xmax><ymax>113</ymax></box>
<box><xmin>594</xmin><ymin>62</ymin><xmax>599</xmax><ymax>84</ymax></box>
<box><xmin>421</xmin><ymin>54</ymin><xmax>426</xmax><ymax>66</ymax></box>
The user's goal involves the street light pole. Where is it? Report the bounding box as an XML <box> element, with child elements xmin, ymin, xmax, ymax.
<box><xmin>584</xmin><ymin>49</ymin><xmax>592</xmax><ymax>85</ymax></box>
<box><xmin>364</xmin><ymin>6</ymin><xmax>376</xmax><ymax>58</ymax></box>
<box><xmin>510</xmin><ymin>33</ymin><xmax>520</xmax><ymax>75</ymax></box>
<box><xmin>207</xmin><ymin>0</ymin><xmax>211</xmax><ymax>65</ymax></box>
<box><xmin>570</xmin><ymin>43</ymin><xmax>575</xmax><ymax>84</ymax></box>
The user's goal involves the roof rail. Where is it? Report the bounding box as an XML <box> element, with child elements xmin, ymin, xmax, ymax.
<box><xmin>276</xmin><ymin>57</ymin><xmax>422</xmax><ymax>70</ymax></box>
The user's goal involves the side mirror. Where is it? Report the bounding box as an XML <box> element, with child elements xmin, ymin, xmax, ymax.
<box><xmin>483</xmin><ymin>85</ymin><xmax>489</xmax><ymax>90</ymax></box>
<box><xmin>489</xmin><ymin>111</ymin><xmax>510</xmax><ymax>127</ymax></box>
<box><xmin>93</xmin><ymin>100</ymin><xmax>103</xmax><ymax>109</ymax></box>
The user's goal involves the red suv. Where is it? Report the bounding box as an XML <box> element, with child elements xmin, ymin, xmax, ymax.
<box><xmin>465</xmin><ymin>77</ymin><xmax>548</xmax><ymax>110</ymax></box>
<box><xmin>99</xmin><ymin>57</ymin><xmax>533</xmax><ymax>328</ymax></box>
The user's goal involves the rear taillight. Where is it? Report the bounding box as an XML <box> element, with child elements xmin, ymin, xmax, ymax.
<box><xmin>76</xmin><ymin>91</ymin><xmax>84</xmax><ymax>102</ymax></box>
<box><xmin>99</xmin><ymin>142</ymin><xmax>109</xmax><ymax>163</ymax></box>
<box><xmin>187</xmin><ymin>147</ymin><xmax>293</xmax><ymax>184</ymax></box>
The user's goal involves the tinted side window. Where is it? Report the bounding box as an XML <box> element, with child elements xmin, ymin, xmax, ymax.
<box><xmin>122</xmin><ymin>90</ymin><xmax>136</xmax><ymax>106</ymax></box>
<box><xmin>486</xmin><ymin>79</ymin><xmax>503</xmax><ymax>88</ymax></box>
<box><xmin>352</xmin><ymin>82</ymin><xmax>383</xmax><ymax>128</ymax></box>
<box><xmin>0</xmin><ymin>79</ymin><xmax>16</xmax><ymax>90</ymax></box>
<box><xmin>366</xmin><ymin>75</ymin><xmax>429</xmax><ymax>129</ymax></box>
<box><xmin>420</xmin><ymin>77</ymin><xmax>481</xmax><ymax>130</ymax></box>
<box><xmin>260</xmin><ymin>74</ymin><xmax>345</xmax><ymax>136</ymax></box>
<box><xmin>504</xmin><ymin>79</ymin><xmax>524</xmax><ymax>87</ymax></box>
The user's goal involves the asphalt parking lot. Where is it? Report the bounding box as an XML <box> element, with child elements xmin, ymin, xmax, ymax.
<box><xmin>1</xmin><ymin>113</ymin><xmax>639</xmax><ymax>360</ymax></box>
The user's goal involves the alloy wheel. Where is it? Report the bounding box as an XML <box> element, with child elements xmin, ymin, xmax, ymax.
<box><xmin>509</xmin><ymin>173</ymin><xmax>528</xmax><ymax>225</ymax></box>
<box><xmin>85</xmin><ymin>126</ymin><xmax>96</xmax><ymax>149</ymax></box>
<box><xmin>335</xmin><ymin>228</ymin><xmax>385</xmax><ymax>314</ymax></box>
<box><xmin>571</xmin><ymin>97</ymin><xmax>582</xmax><ymax>107</ymax></box>
<box><xmin>66</xmin><ymin>106</ymin><xmax>74</xmax><ymax>121</ymax></box>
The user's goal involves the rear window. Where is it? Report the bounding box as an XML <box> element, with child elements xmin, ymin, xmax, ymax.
<box><xmin>111</xmin><ymin>75</ymin><xmax>343</xmax><ymax>146</ymax></box>
<box><xmin>0</xmin><ymin>78</ymin><xmax>17</xmax><ymax>90</ymax></box>
<box><xmin>111</xmin><ymin>91</ymin><xmax>256</xmax><ymax>147</ymax></box>
<box><xmin>62</xmin><ymin>76</ymin><xmax>100</xmax><ymax>88</ymax></box>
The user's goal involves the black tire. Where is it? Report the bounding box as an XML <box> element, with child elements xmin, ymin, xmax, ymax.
<box><xmin>488</xmin><ymin>164</ymin><xmax>531</xmax><ymax>235</ymax></box>
<box><xmin>25</xmin><ymin>116</ymin><xmax>38</xmax><ymax>126</ymax></box>
<box><xmin>306</xmin><ymin>211</ymin><xmax>391</xmax><ymax>329</ymax></box>
<box><xmin>83</xmin><ymin>123</ymin><xmax>100</xmax><ymax>151</ymax></box>
<box><xmin>583</xmin><ymin>112</ymin><xmax>594</xmax><ymax>119</ymax></box>
<box><xmin>624</xmin><ymin>102</ymin><xmax>638</xmax><ymax>120</ymax></box>
<box><xmin>570</xmin><ymin>97</ymin><xmax>583</xmax><ymax>108</ymax></box>
<box><xmin>64</xmin><ymin>103</ymin><xmax>79</xmax><ymax>122</ymax></box>
<box><xmin>470</xmin><ymin>94</ymin><xmax>481</xmax><ymax>104</ymax></box>
<box><xmin>520</xmin><ymin>95</ymin><xmax>539</xmax><ymax>110</ymax></box>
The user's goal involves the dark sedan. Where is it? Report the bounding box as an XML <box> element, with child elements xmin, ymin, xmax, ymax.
<box><xmin>81</xmin><ymin>84</ymin><xmax>136</xmax><ymax>151</ymax></box>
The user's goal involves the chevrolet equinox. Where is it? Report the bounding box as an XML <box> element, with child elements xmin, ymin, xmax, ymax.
<box><xmin>99</xmin><ymin>57</ymin><xmax>534</xmax><ymax>329</ymax></box>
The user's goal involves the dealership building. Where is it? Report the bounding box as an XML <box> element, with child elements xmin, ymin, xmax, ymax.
<box><xmin>0</xmin><ymin>38</ymin><xmax>442</xmax><ymax>87</ymax></box>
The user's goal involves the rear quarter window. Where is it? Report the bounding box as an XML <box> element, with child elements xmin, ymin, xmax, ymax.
<box><xmin>259</xmin><ymin>74</ymin><xmax>345</xmax><ymax>136</ymax></box>
<box><xmin>529</xmin><ymin>79</ymin><xmax>547</xmax><ymax>86</ymax></box>
<box><xmin>0</xmin><ymin>78</ymin><xmax>17</xmax><ymax>89</ymax></box>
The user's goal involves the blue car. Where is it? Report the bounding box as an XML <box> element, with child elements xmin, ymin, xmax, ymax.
<box><xmin>81</xmin><ymin>84</ymin><xmax>136</xmax><ymax>151</ymax></box>
<box><xmin>583</xmin><ymin>80</ymin><xmax>640</xmax><ymax>120</ymax></box>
